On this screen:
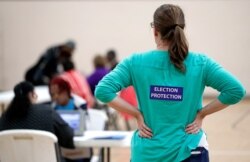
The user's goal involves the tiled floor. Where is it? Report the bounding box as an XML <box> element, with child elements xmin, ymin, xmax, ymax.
<box><xmin>102</xmin><ymin>98</ymin><xmax>250</xmax><ymax>162</ymax></box>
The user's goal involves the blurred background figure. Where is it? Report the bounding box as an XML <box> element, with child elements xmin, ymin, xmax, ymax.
<box><xmin>60</xmin><ymin>60</ymin><xmax>94</xmax><ymax>108</ymax></box>
<box><xmin>105</xmin><ymin>49</ymin><xmax>118</xmax><ymax>70</ymax></box>
<box><xmin>87</xmin><ymin>55</ymin><xmax>109</xmax><ymax>96</ymax></box>
<box><xmin>119</xmin><ymin>86</ymin><xmax>138</xmax><ymax>130</ymax></box>
<box><xmin>0</xmin><ymin>81</ymin><xmax>75</xmax><ymax>162</ymax></box>
<box><xmin>49</xmin><ymin>77</ymin><xmax>76</xmax><ymax>110</ymax></box>
<box><xmin>25</xmin><ymin>40</ymin><xmax>76</xmax><ymax>85</ymax></box>
<box><xmin>49</xmin><ymin>76</ymin><xmax>86</xmax><ymax>110</ymax></box>
<box><xmin>106</xmin><ymin>49</ymin><xmax>138</xmax><ymax>130</ymax></box>
<box><xmin>48</xmin><ymin>77</ymin><xmax>92</xmax><ymax>162</ymax></box>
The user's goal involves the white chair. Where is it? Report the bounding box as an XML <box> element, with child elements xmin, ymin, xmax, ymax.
<box><xmin>94</xmin><ymin>100</ymin><xmax>119</xmax><ymax>130</ymax></box>
<box><xmin>0</xmin><ymin>129</ymin><xmax>60</xmax><ymax>162</ymax></box>
<box><xmin>86</xmin><ymin>109</ymin><xmax>108</xmax><ymax>131</ymax></box>
<box><xmin>72</xmin><ymin>93</ymin><xmax>87</xmax><ymax>108</ymax></box>
<box><xmin>86</xmin><ymin>109</ymin><xmax>108</xmax><ymax>162</ymax></box>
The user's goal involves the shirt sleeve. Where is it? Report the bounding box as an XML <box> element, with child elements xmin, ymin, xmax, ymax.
<box><xmin>203</xmin><ymin>56</ymin><xmax>246</xmax><ymax>105</ymax></box>
<box><xmin>52</xmin><ymin>110</ymin><xmax>75</xmax><ymax>148</ymax></box>
<box><xmin>95</xmin><ymin>57</ymin><xmax>132</xmax><ymax>103</ymax></box>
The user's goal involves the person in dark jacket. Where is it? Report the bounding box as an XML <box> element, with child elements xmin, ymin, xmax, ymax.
<box><xmin>0</xmin><ymin>81</ymin><xmax>74</xmax><ymax>162</ymax></box>
<box><xmin>25</xmin><ymin>40</ymin><xmax>76</xmax><ymax>85</ymax></box>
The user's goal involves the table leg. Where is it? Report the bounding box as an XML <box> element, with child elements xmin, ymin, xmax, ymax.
<box><xmin>101</xmin><ymin>147</ymin><xmax>104</xmax><ymax>162</ymax></box>
<box><xmin>107</xmin><ymin>147</ymin><xmax>110</xmax><ymax>162</ymax></box>
<box><xmin>99</xmin><ymin>147</ymin><xmax>111</xmax><ymax>162</ymax></box>
<box><xmin>0</xmin><ymin>103</ymin><xmax>5</xmax><ymax>116</ymax></box>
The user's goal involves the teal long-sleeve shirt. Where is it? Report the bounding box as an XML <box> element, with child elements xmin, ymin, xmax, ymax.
<box><xmin>95</xmin><ymin>50</ymin><xmax>246</xmax><ymax>162</ymax></box>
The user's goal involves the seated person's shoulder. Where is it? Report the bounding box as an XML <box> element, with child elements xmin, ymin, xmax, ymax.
<box><xmin>32</xmin><ymin>104</ymin><xmax>53</xmax><ymax>112</ymax></box>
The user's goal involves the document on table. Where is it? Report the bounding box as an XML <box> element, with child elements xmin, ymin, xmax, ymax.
<box><xmin>93</xmin><ymin>134</ymin><xmax>126</xmax><ymax>140</ymax></box>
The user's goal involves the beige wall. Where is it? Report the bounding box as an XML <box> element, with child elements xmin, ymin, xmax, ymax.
<box><xmin>0</xmin><ymin>0</ymin><xmax>249</xmax><ymax>95</ymax></box>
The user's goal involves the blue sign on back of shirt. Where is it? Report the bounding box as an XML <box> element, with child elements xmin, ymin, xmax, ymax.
<box><xmin>150</xmin><ymin>85</ymin><xmax>183</xmax><ymax>101</ymax></box>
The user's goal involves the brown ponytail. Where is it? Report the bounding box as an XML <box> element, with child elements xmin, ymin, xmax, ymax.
<box><xmin>154</xmin><ymin>4</ymin><xmax>188</xmax><ymax>73</ymax></box>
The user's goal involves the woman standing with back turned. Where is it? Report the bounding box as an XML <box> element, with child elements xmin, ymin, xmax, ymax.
<box><xmin>95</xmin><ymin>4</ymin><xmax>245</xmax><ymax>162</ymax></box>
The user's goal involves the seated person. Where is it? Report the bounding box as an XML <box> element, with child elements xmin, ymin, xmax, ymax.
<box><xmin>49</xmin><ymin>76</ymin><xmax>87</xmax><ymax>110</ymax></box>
<box><xmin>60</xmin><ymin>60</ymin><xmax>94</xmax><ymax>108</ymax></box>
<box><xmin>49</xmin><ymin>77</ymin><xmax>92</xmax><ymax>162</ymax></box>
<box><xmin>0</xmin><ymin>81</ymin><xmax>74</xmax><ymax>162</ymax></box>
<box><xmin>87</xmin><ymin>55</ymin><xmax>109</xmax><ymax>95</ymax></box>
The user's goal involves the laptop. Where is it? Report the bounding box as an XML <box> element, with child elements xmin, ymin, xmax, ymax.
<box><xmin>57</xmin><ymin>110</ymin><xmax>86</xmax><ymax>136</ymax></box>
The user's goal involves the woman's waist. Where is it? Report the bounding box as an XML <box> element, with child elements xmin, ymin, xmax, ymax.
<box><xmin>133</xmin><ymin>127</ymin><xmax>204</xmax><ymax>146</ymax></box>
